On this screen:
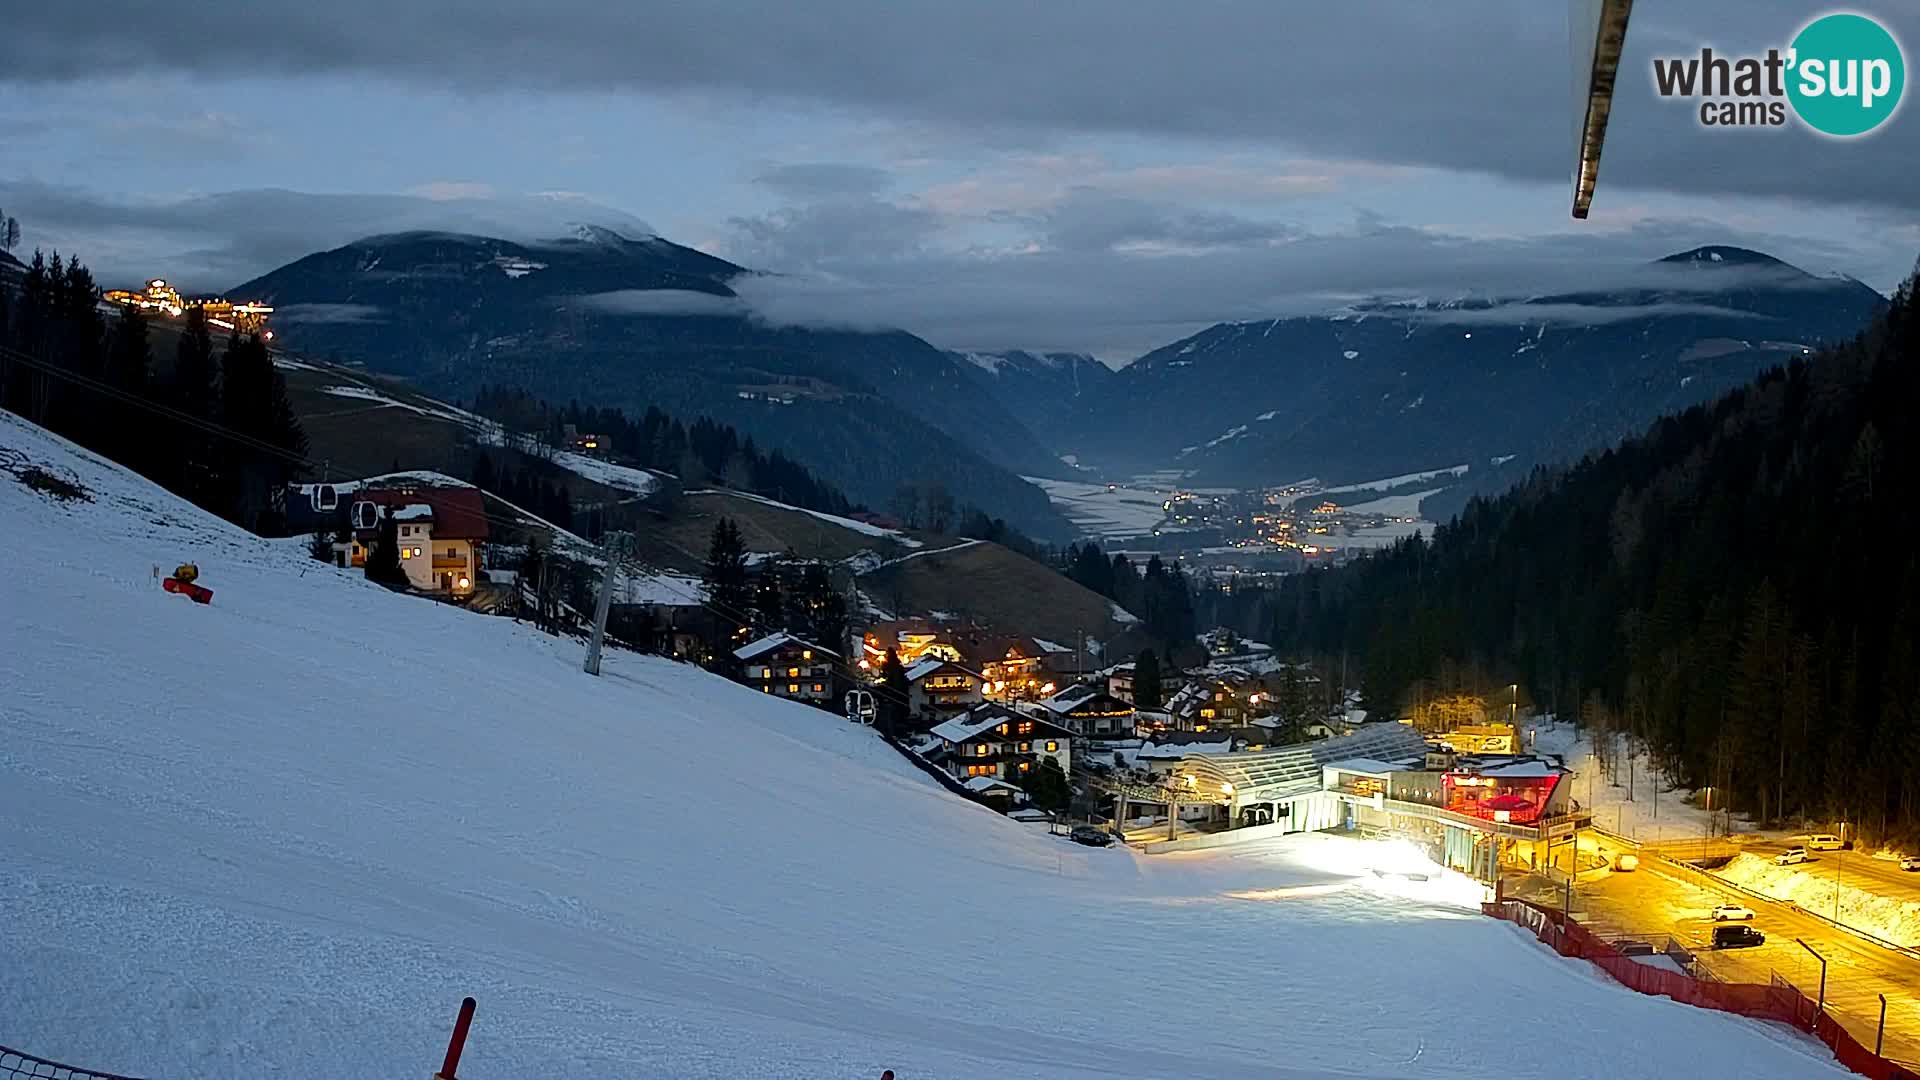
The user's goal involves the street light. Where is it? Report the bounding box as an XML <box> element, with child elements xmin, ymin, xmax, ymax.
<box><xmin>1835</xmin><ymin>822</ymin><xmax>1849</xmax><ymax>926</ymax></box>
<box><xmin>1797</xmin><ymin>938</ymin><xmax>1828</xmax><ymax>1016</ymax></box>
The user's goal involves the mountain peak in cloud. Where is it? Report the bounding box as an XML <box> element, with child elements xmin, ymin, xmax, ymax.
<box><xmin>1656</xmin><ymin>245</ymin><xmax>1800</xmax><ymax>273</ymax></box>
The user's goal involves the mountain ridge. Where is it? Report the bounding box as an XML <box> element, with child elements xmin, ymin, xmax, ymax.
<box><xmin>231</xmin><ymin>229</ymin><xmax>1074</xmax><ymax>539</ymax></box>
<box><xmin>1050</xmin><ymin>246</ymin><xmax>1887</xmax><ymax>491</ymax></box>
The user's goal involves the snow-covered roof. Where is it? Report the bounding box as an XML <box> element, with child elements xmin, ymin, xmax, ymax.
<box><xmin>905</xmin><ymin>658</ymin><xmax>976</xmax><ymax>683</ymax></box>
<box><xmin>392</xmin><ymin>503</ymin><xmax>433</xmax><ymax>522</ymax></box>
<box><xmin>929</xmin><ymin>705</ymin><xmax>1069</xmax><ymax>745</ymax></box>
<box><xmin>1323</xmin><ymin>757</ymin><xmax>1403</xmax><ymax>776</ymax></box>
<box><xmin>963</xmin><ymin>776</ymin><xmax>1024</xmax><ymax>795</ymax></box>
<box><xmin>1008</xmin><ymin>807</ymin><xmax>1053</xmax><ymax>822</ymax></box>
<box><xmin>1137</xmin><ymin>739</ymin><xmax>1239</xmax><ymax>761</ymax></box>
<box><xmin>733</xmin><ymin>632</ymin><xmax>838</xmax><ymax>662</ymax></box>
<box><xmin>1030</xmin><ymin>637</ymin><xmax>1071</xmax><ymax>654</ymax></box>
<box><xmin>1464</xmin><ymin>758</ymin><xmax>1566</xmax><ymax>779</ymax></box>
<box><xmin>1037</xmin><ymin>683</ymin><xmax>1100</xmax><ymax>712</ymax></box>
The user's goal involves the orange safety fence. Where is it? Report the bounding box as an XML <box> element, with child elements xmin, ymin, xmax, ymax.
<box><xmin>1486</xmin><ymin>900</ymin><xmax>1920</xmax><ymax>1080</ymax></box>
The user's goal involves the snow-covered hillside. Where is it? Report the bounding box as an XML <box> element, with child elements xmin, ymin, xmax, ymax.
<box><xmin>0</xmin><ymin>411</ymin><xmax>1848</xmax><ymax>1079</ymax></box>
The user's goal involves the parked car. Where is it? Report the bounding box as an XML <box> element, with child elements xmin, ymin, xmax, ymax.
<box><xmin>1613</xmin><ymin>853</ymin><xmax>1639</xmax><ymax>872</ymax></box>
<box><xmin>1903</xmin><ymin>856</ymin><xmax>1920</xmax><ymax>872</ymax></box>
<box><xmin>1776</xmin><ymin>847</ymin><xmax>1809</xmax><ymax>865</ymax></box>
<box><xmin>1713</xmin><ymin>924</ymin><xmax>1766</xmax><ymax>949</ymax></box>
<box><xmin>1615</xmin><ymin>939</ymin><xmax>1656</xmax><ymax>956</ymax></box>
<box><xmin>1806</xmin><ymin>834</ymin><xmax>1845</xmax><ymax>851</ymax></box>
<box><xmin>1069</xmin><ymin>825</ymin><xmax>1116</xmax><ymax>848</ymax></box>
<box><xmin>1711</xmin><ymin>903</ymin><xmax>1756</xmax><ymax>922</ymax></box>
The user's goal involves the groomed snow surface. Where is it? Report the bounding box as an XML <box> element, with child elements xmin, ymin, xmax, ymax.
<box><xmin>0</xmin><ymin>411</ymin><xmax>1849</xmax><ymax>1079</ymax></box>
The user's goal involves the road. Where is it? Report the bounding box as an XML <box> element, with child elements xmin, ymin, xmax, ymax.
<box><xmin>1514</xmin><ymin>856</ymin><xmax>1920</xmax><ymax>1066</ymax></box>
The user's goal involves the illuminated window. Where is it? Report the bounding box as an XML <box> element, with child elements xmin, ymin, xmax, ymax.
<box><xmin>803</xmin><ymin>649</ymin><xmax>813</xmax><ymax>660</ymax></box>
<box><xmin>400</xmin><ymin>548</ymin><xmax>411</xmax><ymax>559</ymax></box>
<box><xmin>1046</xmin><ymin>741</ymin><xmax>1058</xmax><ymax>752</ymax></box>
<box><xmin>975</xmin><ymin>745</ymin><xmax>990</xmax><ymax>757</ymax></box>
<box><xmin>1019</xmin><ymin>762</ymin><xmax>1031</xmax><ymax>772</ymax></box>
<box><xmin>1018</xmin><ymin>742</ymin><xmax>1031</xmax><ymax>752</ymax></box>
<box><xmin>1017</xmin><ymin>721</ymin><xmax>1034</xmax><ymax>735</ymax></box>
<box><xmin>812</xmin><ymin>683</ymin><xmax>824</xmax><ymax>693</ymax></box>
<box><xmin>787</xmin><ymin>683</ymin><xmax>799</xmax><ymax>694</ymax></box>
<box><xmin>788</xmin><ymin>667</ymin><xmax>800</xmax><ymax>678</ymax></box>
<box><xmin>997</xmin><ymin>724</ymin><xmax>1009</xmax><ymax>735</ymax></box>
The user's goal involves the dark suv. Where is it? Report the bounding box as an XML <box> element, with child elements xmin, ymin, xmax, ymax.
<box><xmin>1069</xmin><ymin>825</ymin><xmax>1116</xmax><ymax>847</ymax></box>
<box><xmin>1712</xmin><ymin>924</ymin><xmax>1765</xmax><ymax>949</ymax></box>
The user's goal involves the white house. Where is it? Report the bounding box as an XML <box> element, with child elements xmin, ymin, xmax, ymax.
<box><xmin>930</xmin><ymin>704</ymin><xmax>1072</xmax><ymax>786</ymax></box>
<box><xmin>735</xmin><ymin>632</ymin><xmax>840</xmax><ymax>705</ymax></box>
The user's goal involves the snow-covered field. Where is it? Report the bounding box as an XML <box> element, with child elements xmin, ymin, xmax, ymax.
<box><xmin>0</xmin><ymin>412</ymin><xmax>1849</xmax><ymax>1079</ymax></box>
<box><xmin>684</xmin><ymin>488</ymin><xmax>922</xmax><ymax>548</ymax></box>
<box><xmin>474</xmin><ymin>428</ymin><xmax>662</xmax><ymax>498</ymax></box>
<box><xmin>1025</xmin><ymin>476</ymin><xmax>1171</xmax><ymax>540</ymax></box>
<box><xmin>1338</xmin><ymin>487</ymin><xmax>1442</xmax><ymax>518</ymax></box>
<box><xmin>1318</xmin><ymin>464</ymin><xmax>1470</xmax><ymax>496</ymax></box>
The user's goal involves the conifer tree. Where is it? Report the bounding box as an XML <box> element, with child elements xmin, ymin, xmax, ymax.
<box><xmin>878</xmin><ymin>648</ymin><xmax>910</xmax><ymax>738</ymax></box>
<box><xmin>702</xmin><ymin>517</ymin><xmax>752</xmax><ymax>641</ymax></box>
<box><xmin>365</xmin><ymin>514</ymin><xmax>407</xmax><ymax>587</ymax></box>
<box><xmin>1133</xmin><ymin>649</ymin><xmax>1163</xmax><ymax>710</ymax></box>
<box><xmin>753</xmin><ymin>566</ymin><xmax>786</xmax><ymax>633</ymax></box>
<box><xmin>104</xmin><ymin>304</ymin><xmax>153</xmax><ymax>471</ymax></box>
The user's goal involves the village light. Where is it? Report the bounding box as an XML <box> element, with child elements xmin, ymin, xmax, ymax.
<box><xmin>1220</xmin><ymin>783</ymin><xmax>1234</xmax><ymax>795</ymax></box>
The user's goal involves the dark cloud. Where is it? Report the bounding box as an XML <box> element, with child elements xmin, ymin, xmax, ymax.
<box><xmin>724</xmin><ymin>196</ymin><xmax>941</xmax><ymax>268</ymax></box>
<box><xmin>1037</xmin><ymin>188</ymin><xmax>1301</xmax><ymax>253</ymax></box>
<box><xmin>727</xmin><ymin>214</ymin><xmax>1895</xmax><ymax>361</ymax></box>
<box><xmin>0</xmin><ymin>181</ymin><xmax>654</xmax><ymax>290</ymax></box>
<box><xmin>571</xmin><ymin>290</ymin><xmax>751</xmax><ymax>316</ymax></box>
<box><xmin>4</xmin><ymin>1</ymin><xmax>1914</xmax><ymax>209</ymax></box>
<box><xmin>752</xmin><ymin>163</ymin><xmax>893</xmax><ymax>200</ymax></box>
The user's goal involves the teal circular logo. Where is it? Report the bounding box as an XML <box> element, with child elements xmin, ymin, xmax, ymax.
<box><xmin>1787</xmin><ymin>13</ymin><xmax>1905</xmax><ymax>136</ymax></box>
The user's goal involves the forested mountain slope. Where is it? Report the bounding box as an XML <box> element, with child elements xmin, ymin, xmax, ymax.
<box><xmin>1265</xmin><ymin>267</ymin><xmax>1920</xmax><ymax>837</ymax></box>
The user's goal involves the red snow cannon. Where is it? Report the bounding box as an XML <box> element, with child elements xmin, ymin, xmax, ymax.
<box><xmin>162</xmin><ymin>562</ymin><xmax>213</xmax><ymax>604</ymax></box>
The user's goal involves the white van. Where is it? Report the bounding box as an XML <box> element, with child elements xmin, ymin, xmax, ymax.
<box><xmin>1806</xmin><ymin>834</ymin><xmax>1844</xmax><ymax>851</ymax></box>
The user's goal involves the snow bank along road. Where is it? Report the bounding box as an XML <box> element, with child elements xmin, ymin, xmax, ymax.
<box><xmin>0</xmin><ymin>411</ymin><xmax>1850</xmax><ymax>1079</ymax></box>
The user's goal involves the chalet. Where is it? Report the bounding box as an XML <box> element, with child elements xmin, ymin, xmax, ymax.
<box><xmin>287</xmin><ymin>476</ymin><xmax>489</xmax><ymax>598</ymax></box>
<box><xmin>975</xmin><ymin>636</ymin><xmax>1072</xmax><ymax>702</ymax></box>
<box><xmin>1165</xmin><ymin>672</ymin><xmax>1263</xmax><ymax>731</ymax></box>
<box><xmin>858</xmin><ymin>619</ymin><xmax>965</xmax><ymax>675</ymax></box>
<box><xmin>1032</xmin><ymin>683</ymin><xmax>1136</xmax><ymax>738</ymax></box>
<box><xmin>735</xmin><ymin>632</ymin><xmax>840</xmax><ymax>706</ymax></box>
<box><xmin>905</xmin><ymin>659</ymin><xmax>985</xmax><ymax>727</ymax></box>
<box><xmin>1105</xmin><ymin>661</ymin><xmax>1136</xmax><ymax>703</ymax></box>
<box><xmin>931</xmin><ymin>704</ymin><xmax>1073</xmax><ymax>786</ymax></box>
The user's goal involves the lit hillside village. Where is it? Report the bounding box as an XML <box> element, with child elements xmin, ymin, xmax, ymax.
<box><xmin>281</xmin><ymin>452</ymin><xmax>1581</xmax><ymax>881</ymax></box>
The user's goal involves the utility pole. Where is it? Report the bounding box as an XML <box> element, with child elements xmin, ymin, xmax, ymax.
<box><xmin>584</xmin><ymin>531</ymin><xmax>632</xmax><ymax>676</ymax></box>
<box><xmin>536</xmin><ymin>556</ymin><xmax>551</xmax><ymax>634</ymax></box>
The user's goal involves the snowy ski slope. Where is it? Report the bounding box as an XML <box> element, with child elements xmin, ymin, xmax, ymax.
<box><xmin>0</xmin><ymin>411</ymin><xmax>1849</xmax><ymax>1079</ymax></box>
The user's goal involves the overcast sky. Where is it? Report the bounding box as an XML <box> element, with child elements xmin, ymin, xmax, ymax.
<box><xmin>3</xmin><ymin>1</ymin><xmax>1916</xmax><ymax>362</ymax></box>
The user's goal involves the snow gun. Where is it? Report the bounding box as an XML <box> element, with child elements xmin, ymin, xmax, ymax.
<box><xmin>161</xmin><ymin>562</ymin><xmax>213</xmax><ymax>604</ymax></box>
